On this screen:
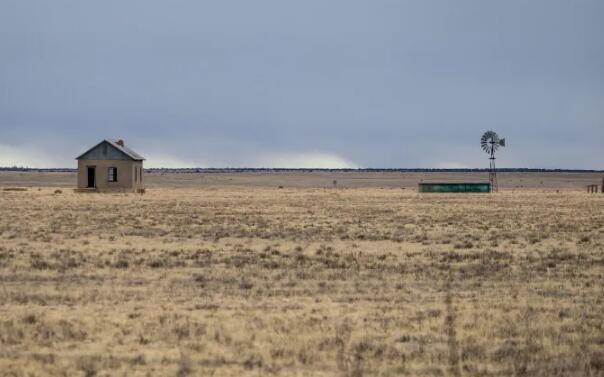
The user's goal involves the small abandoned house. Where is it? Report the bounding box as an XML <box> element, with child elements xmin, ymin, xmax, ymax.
<box><xmin>76</xmin><ymin>139</ymin><xmax>145</xmax><ymax>192</ymax></box>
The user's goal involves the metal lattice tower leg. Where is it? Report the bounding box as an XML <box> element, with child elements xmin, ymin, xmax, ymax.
<box><xmin>489</xmin><ymin>159</ymin><xmax>497</xmax><ymax>192</ymax></box>
<box><xmin>489</xmin><ymin>146</ymin><xmax>498</xmax><ymax>192</ymax></box>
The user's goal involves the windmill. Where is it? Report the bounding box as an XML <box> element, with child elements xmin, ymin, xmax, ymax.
<box><xmin>481</xmin><ymin>131</ymin><xmax>506</xmax><ymax>192</ymax></box>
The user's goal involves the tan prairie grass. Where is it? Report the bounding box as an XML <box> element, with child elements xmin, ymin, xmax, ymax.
<box><xmin>0</xmin><ymin>185</ymin><xmax>603</xmax><ymax>376</ymax></box>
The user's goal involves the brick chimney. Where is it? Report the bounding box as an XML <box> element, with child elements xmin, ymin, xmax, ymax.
<box><xmin>116</xmin><ymin>139</ymin><xmax>124</xmax><ymax>146</ymax></box>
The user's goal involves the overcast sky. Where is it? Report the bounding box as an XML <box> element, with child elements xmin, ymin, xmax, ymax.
<box><xmin>1</xmin><ymin>1</ymin><xmax>603</xmax><ymax>168</ymax></box>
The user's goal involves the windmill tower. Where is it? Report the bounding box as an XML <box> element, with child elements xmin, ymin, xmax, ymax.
<box><xmin>480</xmin><ymin>131</ymin><xmax>506</xmax><ymax>192</ymax></box>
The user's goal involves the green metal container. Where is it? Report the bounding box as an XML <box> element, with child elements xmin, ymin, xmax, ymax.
<box><xmin>418</xmin><ymin>182</ymin><xmax>491</xmax><ymax>193</ymax></box>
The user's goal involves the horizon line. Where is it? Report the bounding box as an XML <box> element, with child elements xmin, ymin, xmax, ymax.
<box><xmin>1</xmin><ymin>167</ymin><xmax>603</xmax><ymax>173</ymax></box>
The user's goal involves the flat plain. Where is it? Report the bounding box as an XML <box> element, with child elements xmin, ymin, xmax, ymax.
<box><xmin>0</xmin><ymin>171</ymin><xmax>603</xmax><ymax>376</ymax></box>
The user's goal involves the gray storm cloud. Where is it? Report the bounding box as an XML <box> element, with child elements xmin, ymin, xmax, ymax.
<box><xmin>0</xmin><ymin>1</ymin><xmax>603</xmax><ymax>168</ymax></box>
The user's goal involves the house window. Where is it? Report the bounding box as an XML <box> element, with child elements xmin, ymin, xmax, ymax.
<box><xmin>108</xmin><ymin>167</ymin><xmax>118</xmax><ymax>182</ymax></box>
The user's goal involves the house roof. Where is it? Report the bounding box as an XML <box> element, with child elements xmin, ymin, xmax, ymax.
<box><xmin>76</xmin><ymin>139</ymin><xmax>145</xmax><ymax>161</ymax></box>
<box><xmin>105</xmin><ymin>139</ymin><xmax>145</xmax><ymax>160</ymax></box>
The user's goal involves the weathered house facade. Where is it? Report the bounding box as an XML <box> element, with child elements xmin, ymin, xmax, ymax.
<box><xmin>76</xmin><ymin>139</ymin><xmax>145</xmax><ymax>192</ymax></box>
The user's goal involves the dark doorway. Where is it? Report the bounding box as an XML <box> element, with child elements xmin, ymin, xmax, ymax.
<box><xmin>87</xmin><ymin>167</ymin><xmax>96</xmax><ymax>188</ymax></box>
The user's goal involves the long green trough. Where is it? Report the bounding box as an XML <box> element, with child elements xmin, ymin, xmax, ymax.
<box><xmin>418</xmin><ymin>182</ymin><xmax>491</xmax><ymax>193</ymax></box>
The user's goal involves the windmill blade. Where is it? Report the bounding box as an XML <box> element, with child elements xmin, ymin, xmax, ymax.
<box><xmin>481</xmin><ymin>131</ymin><xmax>499</xmax><ymax>155</ymax></box>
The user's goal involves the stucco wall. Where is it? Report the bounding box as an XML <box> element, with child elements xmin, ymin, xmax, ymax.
<box><xmin>77</xmin><ymin>160</ymin><xmax>143</xmax><ymax>191</ymax></box>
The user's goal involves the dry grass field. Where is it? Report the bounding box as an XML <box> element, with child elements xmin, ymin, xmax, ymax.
<box><xmin>1</xmin><ymin>172</ymin><xmax>603</xmax><ymax>376</ymax></box>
